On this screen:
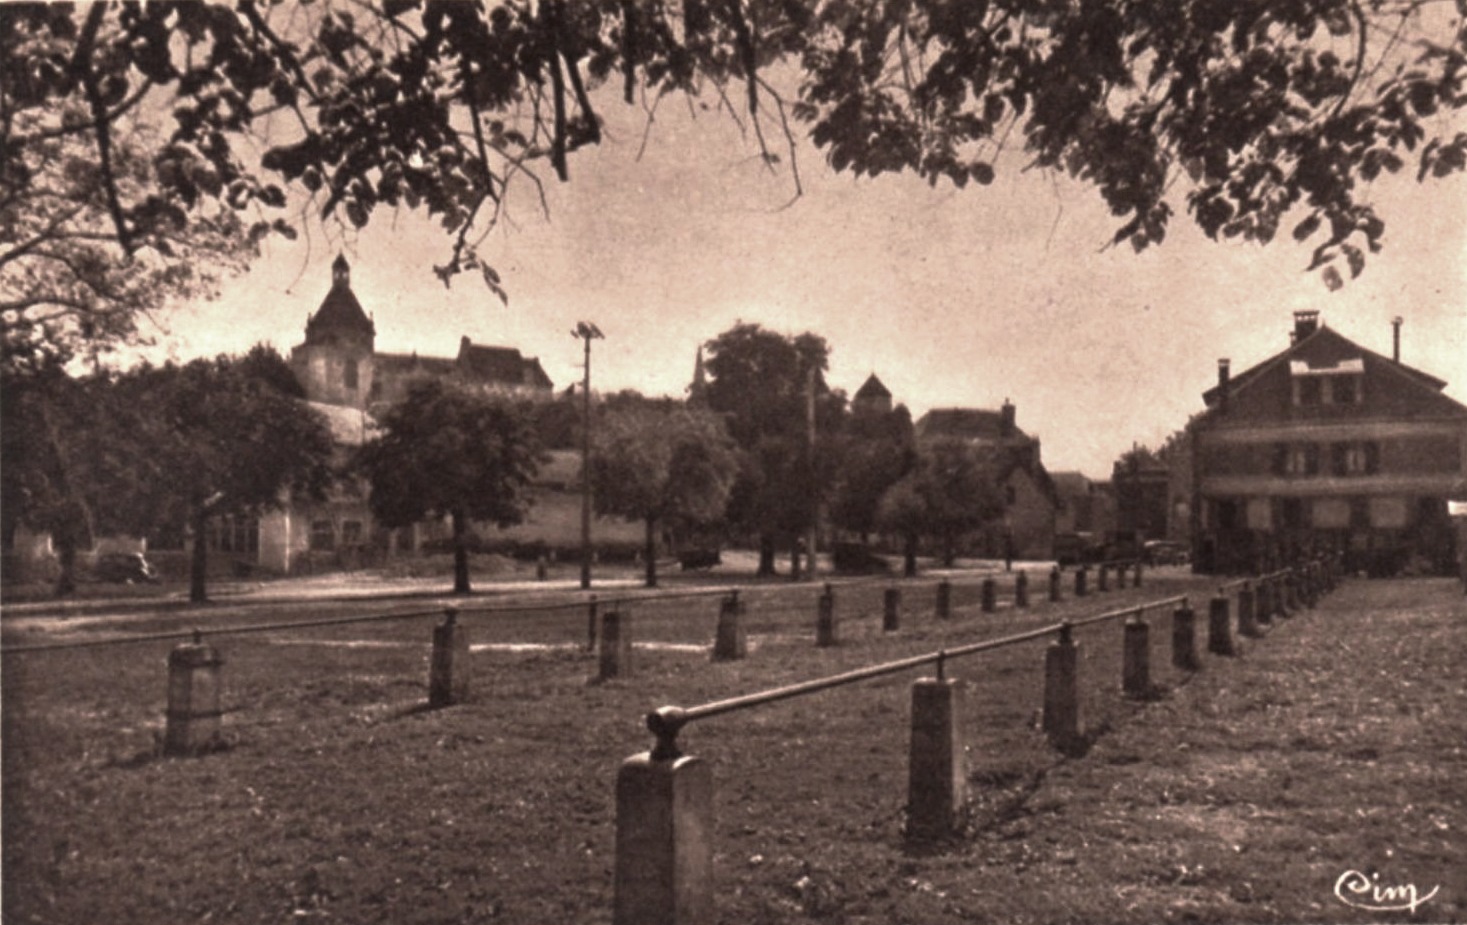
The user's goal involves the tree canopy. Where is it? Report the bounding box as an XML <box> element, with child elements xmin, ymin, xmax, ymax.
<box><xmin>5</xmin><ymin>0</ymin><xmax>1463</xmax><ymax>367</ymax></box>
<box><xmin>1</xmin><ymin>347</ymin><xmax>335</xmax><ymax>598</ymax></box>
<box><xmin>590</xmin><ymin>403</ymin><xmax>739</xmax><ymax>586</ymax></box>
<box><xmin>355</xmin><ymin>379</ymin><xmax>541</xmax><ymax>593</ymax></box>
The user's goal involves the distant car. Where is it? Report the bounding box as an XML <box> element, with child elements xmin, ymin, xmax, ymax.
<box><xmin>1143</xmin><ymin>540</ymin><xmax>1189</xmax><ymax>566</ymax></box>
<box><xmin>93</xmin><ymin>552</ymin><xmax>160</xmax><ymax>584</ymax></box>
<box><xmin>678</xmin><ymin>548</ymin><xmax>722</xmax><ymax>571</ymax></box>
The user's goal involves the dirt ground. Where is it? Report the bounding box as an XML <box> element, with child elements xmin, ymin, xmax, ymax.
<box><xmin>2</xmin><ymin>573</ymin><xmax>1463</xmax><ymax>924</ymax></box>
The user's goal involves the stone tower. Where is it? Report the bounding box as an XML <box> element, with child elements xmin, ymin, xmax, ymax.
<box><xmin>290</xmin><ymin>254</ymin><xmax>377</xmax><ymax>409</ymax></box>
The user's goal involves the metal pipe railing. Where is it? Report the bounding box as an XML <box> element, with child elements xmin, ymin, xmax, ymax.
<box><xmin>642</xmin><ymin>591</ymin><xmax>1186</xmax><ymax>760</ymax></box>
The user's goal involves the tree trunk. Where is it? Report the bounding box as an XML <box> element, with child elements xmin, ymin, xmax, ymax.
<box><xmin>54</xmin><ymin>538</ymin><xmax>77</xmax><ymax>597</ymax></box>
<box><xmin>643</xmin><ymin>517</ymin><xmax>658</xmax><ymax>588</ymax></box>
<box><xmin>904</xmin><ymin>533</ymin><xmax>918</xmax><ymax>578</ymax></box>
<box><xmin>757</xmin><ymin>533</ymin><xmax>776</xmax><ymax>576</ymax></box>
<box><xmin>451</xmin><ymin>509</ymin><xmax>471</xmax><ymax>595</ymax></box>
<box><xmin>190</xmin><ymin>507</ymin><xmax>209</xmax><ymax>603</ymax></box>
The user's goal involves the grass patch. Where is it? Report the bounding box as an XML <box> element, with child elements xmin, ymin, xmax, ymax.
<box><xmin>4</xmin><ymin>574</ymin><xmax>1463</xmax><ymax>923</ymax></box>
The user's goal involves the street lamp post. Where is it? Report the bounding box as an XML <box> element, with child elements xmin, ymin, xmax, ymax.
<box><xmin>573</xmin><ymin>322</ymin><xmax>604</xmax><ymax>590</ymax></box>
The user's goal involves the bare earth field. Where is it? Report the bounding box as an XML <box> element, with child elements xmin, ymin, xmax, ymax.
<box><xmin>2</xmin><ymin>572</ymin><xmax>1463</xmax><ymax>924</ymax></box>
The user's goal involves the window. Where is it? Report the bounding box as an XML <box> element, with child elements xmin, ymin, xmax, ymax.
<box><xmin>1295</xmin><ymin>377</ymin><xmax>1323</xmax><ymax>406</ymax></box>
<box><xmin>310</xmin><ymin>520</ymin><xmax>335</xmax><ymax>551</ymax></box>
<box><xmin>1332</xmin><ymin>375</ymin><xmax>1361</xmax><ymax>404</ymax></box>
<box><xmin>342</xmin><ymin>520</ymin><xmax>364</xmax><ymax>546</ymax></box>
<box><xmin>344</xmin><ymin>358</ymin><xmax>359</xmax><ymax>390</ymax></box>
<box><xmin>1285</xmin><ymin>444</ymin><xmax>1320</xmax><ymax>476</ymax></box>
<box><xmin>1280</xmin><ymin>498</ymin><xmax>1305</xmax><ymax>529</ymax></box>
<box><xmin>209</xmin><ymin>516</ymin><xmax>259</xmax><ymax>553</ymax></box>
<box><xmin>1330</xmin><ymin>443</ymin><xmax>1348</xmax><ymax>477</ymax></box>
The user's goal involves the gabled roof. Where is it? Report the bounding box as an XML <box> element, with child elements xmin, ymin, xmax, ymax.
<box><xmin>1050</xmin><ymin>471</ymin><xmax>1093</xmax><ymax>499</ymax></box>
<box><xmin>1202</xmin><ymin>323</ymin><xmax>1454</xmax><ymax>408</ymax></box>
<box><xmin>915</xmin><ymin>408</ymin><xmax>1029</xmax><ymax>442</ymax></box>
<box><xmin>455</xmin><ymin>338</ymin><xmax>554</xmax><ymax>390</ymax></box>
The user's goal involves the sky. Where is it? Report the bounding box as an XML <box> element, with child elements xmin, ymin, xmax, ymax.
<box><xmin>143</xmin><ymin>87</ymin><xmax>1467</xmax><ymax>481</ymax></box>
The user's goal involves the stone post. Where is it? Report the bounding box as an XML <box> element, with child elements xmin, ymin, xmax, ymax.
<box><xmin>164</xmin><ymin>634</ymin><xmax>224</xmax><ymax>756</ymax></box>
<box><xmin>1075</xmin><ymin>566</ymin><xmax>1089</xmax><ymax>598</ymax></box>
<box><xmin>981</xmin><ymin>578</ymin><xmax>996</xmax><ymax>613</ymax></box>
<box><xmin>1097</xmin><ymin>563</ymin><xmax>1109</xmax><ymax>592</ymax></box>
<box><xmin>1237</xmin><ymin>583</ymin><xmax>1261</xmax><ymax>638</ymax></box>
<box><xmin>935</xmin><ymin>580</ymin><xmax>952</xmax><ymax>620</ymax></box>
<box><xmin>615</xmin><ymin>735</ymin><xmax>713</xmax><ymax>925</ymax></box>
<box><xmin>907</xmin><ymin>676</ymin><xmax>967</xmax><ymax>843</ymax></box>
<box><xmin>712</xmin><ymin>592</ymin><xmax>746</xmax><ymax>661</ymax></box>
<box><xmin>1014</xmin><ymin>571</ymin><xmax>1029</xmax><ymax>609</ymax></box>
<box><xmin>1172</xmin><ymin>603</ymin><xmax>1199</xmax><ymax>671</ymax></box>
<box><xmin>587</xmin><ymin>595</ymin><xmax>599</xmax><ymax>652</ymax></box>
<box><xmin>1207</xmin><ymin>595</ymin><xmax>1235</xmax><ymax>657</ymax></box>
<box><xmin>1048</xmin><ymin>566</ymin><xmax>1062</xmax><ymax>603</ymax></box>
<box><xmin>1043</xmin><ymin>623</ymin><xmax>1081</xmax><ymax>749</ymax></box>
<box><xmin>1123</xmin><ymin>616</ymin><xmax>1151</xmax><ymax>698</ymax></box>
<box><xmin>1284</xmin><ymin>571</ymin><xmax>1300</xmax><ymax>614</ymax></box>
<box><xmin>1133</xmin><ymin>560</ymin><xmax>1144</xmax><ymax>588</ymax></box>
<box><xmin>816</xmin><ymin>583</ymin><xmax>837</xmax><ymax>647</ymax></box>
<box><xmin>600</xmin><ymin>609</ymin><xmax>631</xmax><ymax>681</ymax></box>
<box><xmin>428</xmin><ymin>608</ymin><xmax>471</xmax><ymax>708</ymax></box>
<box><xmin>1115</xmin><ymin>561</ymin><xmax>1128</xmax><ymax>589</ymax></box>
<box><xmin>883</xmin><ymin>587</ymin><xmax>901</xmax><ymax>632</ymax></box>
<box><xmin>1256</xmin><ymin>578</ymin><xmax>1274</xmax><ymax>626</ymax></box>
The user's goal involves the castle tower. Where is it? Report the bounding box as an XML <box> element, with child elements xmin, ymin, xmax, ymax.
<box><xmin>290</xmin><ymin>254</ymin><xmax>377</xmax><ymax>409</ymax></box>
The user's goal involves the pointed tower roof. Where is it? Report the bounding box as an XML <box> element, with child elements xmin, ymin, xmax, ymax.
<box><xmin>854</xmin><ymin>373</ymin><xmax>892</xmax><ymax>400</ymax></box>
<box><xmin>688</xmin><ymin>345</ymin><xmax>709</xmax><ymax>404</ymax></box>
<box><xmin>304</xmin><ymin>254</ymin><xmax>375</xmax><ymax>343</ymax></box>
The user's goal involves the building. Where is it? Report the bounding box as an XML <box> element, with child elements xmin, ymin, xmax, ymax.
<box><xmin>1051</xmin><ymin>471</ymin><xmax>1116</xmax><ymax>538</ymax></box>
<box><xmin>1112</xmin><ymin>451</ymin><xmax>1170</xmax><ymax>543</ymax></box>
<box><xmin>231</xmin><ymin>255</ymin><xmax>583</xmax><ymax>575</ymax></box>
<box><xmin>289</xmin><ymin>254</ymin><xmax>553</xmax><ymax>412</ymax></box>
<box><xmin>914</xmin><ymin>401</ymin><xmax>1058</xmax><ymax>559</ymax></box>
<box><xmin>1191</xmin><ymin>311</ymin><xmax>1467</xmax><ymax>576</ymax></box>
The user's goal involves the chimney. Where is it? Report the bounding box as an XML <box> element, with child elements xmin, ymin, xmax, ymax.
<box><xmin>1293</xmin><ymin>310</ymin><xmax>1320</xmax><ymax>343</ymax></box>
<box><xmin>1000</xmin><ymin>398</ymin><xmax>1016</xmax><ymax>437</ymax></box>
<box><xmin>1217</xmin><ymin>359</ymin><xmax>1231</xmax><ymax>412</ymax></box>
<box><xmin>1392</xmin><ymin>316</ymin><xmax>1403</xmax><ymax>362</ymax></box>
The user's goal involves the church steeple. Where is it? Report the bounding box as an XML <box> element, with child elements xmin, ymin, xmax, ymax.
<box><xmin>304</xmin><ymin>253</ymin><xmax>375</xmax><ymax>346</ymax></box>
<box><xmin>688</xmin><ymin>345</ymin><xmax>709</xmax><ymax>405</ymax></box>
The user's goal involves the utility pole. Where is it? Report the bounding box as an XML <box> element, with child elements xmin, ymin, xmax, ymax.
<box><xmin>805</xmin><ymin>364</ymin><xmax>818</xmax><ymax>580</ymax></box>
<box><xmin>573</xmin><ymin>322</ymin><xmax>604</xmax><ymax>590</ymax></box>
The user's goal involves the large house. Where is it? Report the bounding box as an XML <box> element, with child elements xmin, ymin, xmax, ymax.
<box><xmin>1191</xmin><ymin>311</ymin><xmax>1467</xmax><ymax>576</ymax></box>
<box><xmin>915</xmin><ymin>401</ymin><xmax>1058</xmax><ymax>560</ymax></box>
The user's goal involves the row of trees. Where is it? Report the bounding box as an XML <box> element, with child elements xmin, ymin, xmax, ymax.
<box><xmin>1</xmin><ymin>347</ymin><xmax>335</xmax><ymax>601</ymax></box>
<box><xmin>2</xmin><ymin>321</ymin><xmax>1021</xmax><ymax>599</ymax></box>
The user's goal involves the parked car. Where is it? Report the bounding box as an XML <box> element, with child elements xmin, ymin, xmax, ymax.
<box><xmin>1143</xmin><ymin>540</ymin><xmax>1189</xmax><ymax>566</ymax></box>
<box><xmin>677</xmin><ymin>548</ymin><xmax>722</xmax><ymax>571</ymax></box>
<box><xmin>93</xmin><ymin>552</ymin><xmax>160</xmax><ymax>584</ymax></box>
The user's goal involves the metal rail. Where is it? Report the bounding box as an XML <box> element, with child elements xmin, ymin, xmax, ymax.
<box><xmin>642</xmin><ymin>590</ymin><xmax>1190</xmax><ymax>760</ymax></box>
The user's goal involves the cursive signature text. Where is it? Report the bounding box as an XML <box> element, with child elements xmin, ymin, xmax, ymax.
<box><xmin>1335</xmin><ymin>869</ymin><xmax>1439</xmax><ymax>914</ymax></box>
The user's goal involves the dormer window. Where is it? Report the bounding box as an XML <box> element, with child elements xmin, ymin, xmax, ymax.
<box><xmin>1290</xmin><ymin>358</ymin><xmax>1364</xmax><ymax>407</ymax></box>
